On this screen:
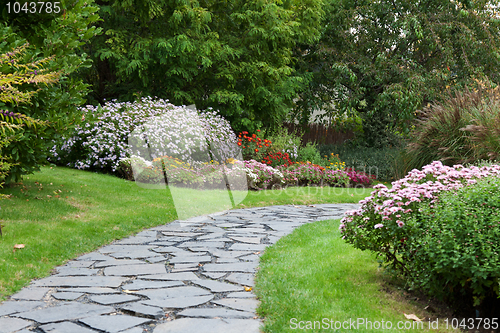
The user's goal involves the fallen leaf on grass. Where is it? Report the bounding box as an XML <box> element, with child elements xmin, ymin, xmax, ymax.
<box><xmin>403</xmin><ymin>313</ymin><xmax>423</xmax><ymax>322</ymax></box>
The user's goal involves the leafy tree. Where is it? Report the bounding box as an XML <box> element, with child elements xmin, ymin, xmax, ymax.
<box><xmin>293</xmin><ymin>0</ymin><xmax>500</xmax><ymax>147</ymax></box>
<box><xmin>82</xmin><ymin>0</ymin><xmax>324</xmax><ymax>132</ymax></box>
<box><xmin>0</xmin><ymin>0</ymin><xmax>100</xmax><ymax>181</ymax></box>
<box><xmin>0</xmin><ymin>43</ymin><xmax>55</xmax><ymax>236</ymax></box>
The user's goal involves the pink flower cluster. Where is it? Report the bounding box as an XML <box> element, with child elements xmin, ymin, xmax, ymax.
<box><xmin>340</xmin><ymin>161</ymin><xmax>500</xmax><ymax>232</ymax></box>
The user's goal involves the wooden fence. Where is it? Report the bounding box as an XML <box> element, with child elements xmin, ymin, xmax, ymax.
<box><xmin>282</xmin><ymin>122</ymin><xmax>354</xmax><ymax>146</ymax></box>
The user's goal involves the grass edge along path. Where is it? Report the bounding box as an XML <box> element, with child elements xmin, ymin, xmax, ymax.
<box><xmin>255</xmin><ymin>219</ymin><xmax>461</xmax><ymax>333</ymax></box>
<box><xmin>0</xmin><ymin>166</ymin><xmax>372</xmax><ymax>301</ymax></box>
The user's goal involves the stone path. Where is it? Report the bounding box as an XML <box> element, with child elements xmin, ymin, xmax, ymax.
<box><xmin>0</xmin><ymin>203</ymin><xmax>359</xmax><ymax>333</ymax></box>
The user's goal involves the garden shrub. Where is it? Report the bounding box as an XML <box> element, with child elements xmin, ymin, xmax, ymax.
<box><xmin>265</xmin><ymin>125</ymin><xmax>302</xmax><ymax>161</ymax></box>
<box><xmin>319</xmin><ymin>143</ymin><xmax>404</xmax><ymax>181</ymax></box>
<box><xmin>406</xmin><ymin>84</ymin><xmax>500</xmax><ymax>170</ymax></box>
<box><xmin>297</xmin><ymin>142</ymin><xmax>322</xmax><ymax>165</ymax></box>
<box><xmin>341</xmin><ymin>161</ymin><xmax>500</xmax><ymax>312</ymax></box>
<box><xmin>406</xmin><ymin>176</ymin><xmax>500</xmax><ymax>312</ymax></box>
<box><xmin>51</xmin><ymin>98</ymin><xmax>237</xmax><ymax>173</ymax></box>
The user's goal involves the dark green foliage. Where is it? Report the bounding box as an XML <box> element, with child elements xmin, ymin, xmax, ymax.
<box><xmin>0</xmin><ymin>1</ymin><xmax>101</xmax><ymax>182</ymax></box>
<box><xmin>406</xmin><ymin>84</ymin><xmax>500</xmax><ymax>170</ymax></box>
<box><xmin>407</xmin><ymin>177</ymin><xmax>500</xmax><ymax>314</ymax></box>
<box><xmin>81</xmin><ymin>0</ymin><xmax>324</xmax><ymax>132</ymax></box>
<box><xmin>319</xmin><ymin>143</ymin><xmax>405</xmax><ymax>181</ymax></box>
<box><xmin>296</xmin><ymin>142</ymin><xmax>322</xmax><ymax>165</ymax></box>
<box><xmin>294</xmin><ymin>0</ymin><xmax>500</xmax><ymax>146</ymax></box>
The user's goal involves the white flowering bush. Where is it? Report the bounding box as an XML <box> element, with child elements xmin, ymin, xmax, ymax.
<box><xmin>50</xmin><ymin>97</ymin><xmax>238</xmax><ymax>173</ymax></box>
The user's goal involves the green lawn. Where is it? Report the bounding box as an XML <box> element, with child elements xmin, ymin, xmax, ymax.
<box><xmin>0</xmin><ymin>166</ymin><xmax>373</xmax><ymax>301</ymax></box>
<box><xmin>256</xmin><ymin>219</ymin><xmax>460</xmax><ymax>333</ymax></box>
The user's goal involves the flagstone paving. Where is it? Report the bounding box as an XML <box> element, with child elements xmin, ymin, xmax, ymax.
<box><xmin>0</xmin><ymin>204</ymin><xmax>359</xmax><ymax>333</ymax></box>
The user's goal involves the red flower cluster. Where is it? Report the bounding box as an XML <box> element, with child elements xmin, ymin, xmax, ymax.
<box><xmin>238</xmin><ymin>130</ymin><xmax>271</xmax><ymax>160</ymax></box>
<box><xmin>262</xmin><ymin>151</ymin><xmax>292</xmax><ymax>167</ymax></box>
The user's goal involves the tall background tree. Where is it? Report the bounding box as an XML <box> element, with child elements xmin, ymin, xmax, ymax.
<box><xmin>1</xmin><ymin>0</ymin><xmax>100</xmax><ymax>181</ymax></box>
<box><xmin>293</xmin><ymin>0</ymin><xmax>500</xmax><ymax>147</ymax></box>
<box><xmin>81</xmin><ymin>0</ymin><xmax>324</xmax><ymax>132</ymax></box>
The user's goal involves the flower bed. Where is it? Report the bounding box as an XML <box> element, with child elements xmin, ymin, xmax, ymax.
<box><xmin>119</xmin><ymin>156</ymin><xmax>373</xmax><ymax>190</ymax></box>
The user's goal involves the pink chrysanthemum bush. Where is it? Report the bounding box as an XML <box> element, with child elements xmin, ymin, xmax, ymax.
<box><xmin>340</xmin><ymin>161</ymin><xmax>500</xmax><ymax>312</ymax></box>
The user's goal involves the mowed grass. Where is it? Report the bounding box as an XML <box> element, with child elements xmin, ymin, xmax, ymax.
<box><xmin>0</xmin><ymin>166</ymin><xmax>373</xmax><ymax>301</ymax></box>
<box><xmin>255</xmin><ymin>219</ymin><xmax>459</xmax><ymax>333</ymax></box>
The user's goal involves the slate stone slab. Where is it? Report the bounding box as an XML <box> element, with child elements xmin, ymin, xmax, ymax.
<box><xmin>226</xmin><ymin>273</ymin><xmax>254</xmax><ymax>287</ymax></box>
<box><xmin>196</xmin><ymin>233</ymin><xmax>226</xmax><ymax>240</ymax></box>
<box><xmin>228</xmin><ymin>244</ymin><xmax>267</xmax><ymax>252</ymax></box>
<box><xmin>201</xmin><ymin>272</ymin><xmax>226</xmax><ymax>279</ymax></box>
<box><xmin>228</xmin><ymin>236</ymin><xmax>262</xmax><ymax>244</ymax></box>
<box><xmin>211</xmin><ymin>250</ymin><xmax>253</xmax><ymax>258</ymax></box>
<box><xmin>32</xmin><ymin>276</ymin><xmax>127</xmax><ymax>288</ymax></box>
<box><xmin>89</xmin><ymin>294</ymin><xmax>140</xmax><ymax>305</ymax></box>
<box><xmin>119</xmin><ymin>328</ymin><xmax>144</xmax><ymax>333</ymax></box>
<box><xmin>11</xmin><ymin>287</ymin><xmax>50</xmax><ymax>301</ymax></box>
<box><xmin>64</xmin><ymin>261</ymin><xmax>94</xmax><ymax>268</ymax></box>
<box><xmin>136</xmin><ymin>230</ymin><xmax>158</xmax><ymax>238</ymax></box>
<box><xmin>225</xmin><ymin>292</ymin><xmax>256</xmax><ymax>299</ymax></box>
<box><xmin>141</xmin><ymin>295</ymin><xmax>213</xmax><ymax>309</ymax></box>
<box><xmin>171</xmin><ymin>264</ymin><xmax>199</xmax><ymax>273</ymax></box>
<box><xmin>148</xmin><ymin>241</ymin><xmax>175</xmax><ymax>246</ymax></box>
<box><xmin>104</xmin><ymin>263</ymin><xmax>166</xmax><ymax>276</ymax></box>
<box><xmin>121</xmin><ymin>280</ymin><xmax>183</xmax><ymax>291</ymax></box>
<box><xmin>161</xmin><ymin>232</ymin><xmax>203</xmax><ymax>237</ymax></box>
<box><xmin>146</xmin><ymin>256</ymin><xmax>169</xmax><ymax>263</ymax></box>
<box><xmin>119</xmin><ymin>302</ymin><xmax>164</xmax><ymax>319</ymax></box>
<box><xmin>79</xmin><ymin>314</ymin><xmax>151</xmax><ymax>333</ymax></box>
<box><xmin>153</xmin><ymin>318</ymin><xmax>261</xmax><ymax>333</ymax></box>
<box><xmin>177</xmin><ymin>308</ymin><xmax>254</xmax><ymax>319</ymax></box>
<box><xmin>178</xmin><ymin>241</ymin><xmax>225</xmax><ymax>248</ymax></box>
<box><xmin>54</xmin><ymin>267</ymin><xmax>99</xmax><ymax>276</ymax></box>
<box><xmin>55</xmin><ymin>287</ymin><xmax>121</xmax><ymax>294</ymax></box>
<box><xmin>14</xmin><ymin>302</ymin><xmax>114</xmax><ymax>324</ymax></box>
<box><xmin>140</xmin><ymin>272</ymin><xmax>200</xmax><ymax>281</ymax></box>
<box><xmin>94</xmin><ymin>259</ymin><xmax>145</xmax><ymax>268</ymax></box>
<box><xmin>216</xmin><ymin>258</ymin><xmax>239</xmax><ymax>263</ymax></box>
<box><xmin>98</xmin><ymin>245</ymin><xmax>153</xmax><ymax>254</ymax></box>
<box><xmin>212</xmin><ymin>298</ymin><xmax>259</xmax><ymax>312</ymax></box>
<box><xmin>150</xmin><ymin>246</ymin><xmax>190</xmax><ymax>254</ymax></box>
<box><xmin>192</xmin><ymin>280</ymin><xmax>242</xmax><ymax>293</ymax></box>
<box><xmin>39</xmin><ymin>321</ymin><xmax>97</xmax><ymax>333</ymax></box>
<box><xmin>52</xmin><ymin>292</ymin><xmax>84</xmax><ymax>300</ymax></box>
<box><xmin>114</xmin><ymin>236</ymin><xmax>157</xmax><ymax>245</ymax></box>
<box><xmin>109</xmin><ymin>250</ymin><xmax>158</xmax><ymax>259</ymax></box>
<box><xmin>169</xmin><ymin>255</ymin><xmax>211</xmax><ymax>264</ymax></box>
<box><xmin>76</xmin><ymin>253</ymin><xmax>110</xmax><ymax>261</ymax></box>
<box><xmin>0</xmin><ymin>300</ymin><xmax>45</xmax><ymax>316</ymax></box>
<box><xmin>203</xmin><ymin>262</ymin><xmax>258</xmax><ymax>273</ymax></box>
<box><xmin>238</xmin><ymin>254</ymin><xmax>260</xmax><ymax>262</ymax></box>
<box><xmin>133</xmin><ymin>286</ymin><xmax>211</xmax><ymax>299</ymax></box>
<box><xmin>0</xmin><ymin>317</ymin><xmax>32</xmax><ymax>333</ymax></box>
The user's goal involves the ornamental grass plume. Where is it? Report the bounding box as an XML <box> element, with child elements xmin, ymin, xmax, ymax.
<box><xmin>406</xmin><ymin>82</ymin><xmax>500</xmax><ymax>170</ymax></box>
